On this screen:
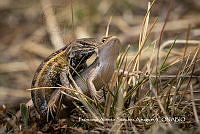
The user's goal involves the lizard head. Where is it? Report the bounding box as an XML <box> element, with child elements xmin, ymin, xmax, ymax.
<box><xmin>68</xmin><ymin>36</ymin><xmax>121</xmax><ymax>73</ymax></box>
<box><xmin>97</xmin><ymin>36</ymin><xmax>121</xmax><ymax>61</ymax></box>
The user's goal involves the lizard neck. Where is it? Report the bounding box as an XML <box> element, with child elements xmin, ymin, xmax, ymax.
<box><xmin>98</xmin><ymin>55</ymin><xmax>115</xmax><ymax>82</ymax></box>
<box><xmin>97</xmin><ymin>37</ymin><xmax>121</xmax><ymax>83</ymax></box>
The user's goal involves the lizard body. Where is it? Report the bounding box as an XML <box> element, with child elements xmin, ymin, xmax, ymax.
<box><xmin>31</xmin><ymin>36</ymin><xmax>121</xmax><ymax>119</ymax></box>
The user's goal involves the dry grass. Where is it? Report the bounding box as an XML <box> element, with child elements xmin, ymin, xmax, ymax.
<box><xmin>1</xmin><ymin>0</ymin><xmax>200</xmax><ymax>133</ymax></box>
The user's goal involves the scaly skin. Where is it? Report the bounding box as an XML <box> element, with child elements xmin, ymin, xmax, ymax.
<box><xmin>31</xmin><ymin>36</ymin><xmax>121</xmax><ymax>119</ymax></box>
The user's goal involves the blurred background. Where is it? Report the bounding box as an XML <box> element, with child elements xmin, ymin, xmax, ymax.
<box><xmin>0</xmin><ymin>0</ymin><xmax>200</xmax><ymax>107</ymax></box>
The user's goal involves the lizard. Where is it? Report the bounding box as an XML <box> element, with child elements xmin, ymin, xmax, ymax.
<box><xmin>31</xmin><ymin>36</ymin><xmax>121</xmax><ymax>120</ymax></box>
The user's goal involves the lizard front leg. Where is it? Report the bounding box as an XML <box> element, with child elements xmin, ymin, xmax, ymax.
<box><xmin>87</xmin><ymin>66</ymin><xmax>102</xmax><ymax>101</ymax></box>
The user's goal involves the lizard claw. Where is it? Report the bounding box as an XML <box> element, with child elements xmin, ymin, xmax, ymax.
<box><xmin>90</xmin><ymin>90</ymin><xmax>103</xmax><ymax>104</ymax></box>
<box><xmin>47</xmin><ymin>103</ymin><xmax>57</xmax><ymax>121</ymax></box>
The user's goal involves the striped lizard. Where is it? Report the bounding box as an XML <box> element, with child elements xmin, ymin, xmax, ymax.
<box><xmin>31</xmin><ymin>36</ymin><xmax>121</xmax><ymax>119</ymax></box>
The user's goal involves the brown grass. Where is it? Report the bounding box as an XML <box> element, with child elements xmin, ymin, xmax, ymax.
<box><xmin>0</xmin><ymin>0</ymin><xmax>200</xmax><ymax>133</ymax></box>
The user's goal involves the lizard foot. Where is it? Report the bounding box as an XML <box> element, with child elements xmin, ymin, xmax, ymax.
<box><xmin>90</xmin><ymin>90</ymin><xmax>104</xmax><ymax>104</ymax></box>
<box><xmin>46</xmin><ymin>89</ymin><xmax>62</xmax><ymax>121</ymax></box>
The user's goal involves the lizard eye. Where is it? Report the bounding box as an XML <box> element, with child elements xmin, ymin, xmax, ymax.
<box><xmin>101</xmin><ymin>38</ymin><xmax>106</xmax><ymax>43</ymax></box>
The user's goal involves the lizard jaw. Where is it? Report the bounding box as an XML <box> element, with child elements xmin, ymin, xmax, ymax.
<box><xmin>99</xmin><ymin>36</ymin><xmax>121</xmax><ymax>62</ymax></box>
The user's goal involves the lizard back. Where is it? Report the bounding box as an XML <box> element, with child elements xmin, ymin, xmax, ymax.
<box><xmin>31</xmin><ymin>38</ymin><xmax>99</xmax><ymax>118</ymax></box>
